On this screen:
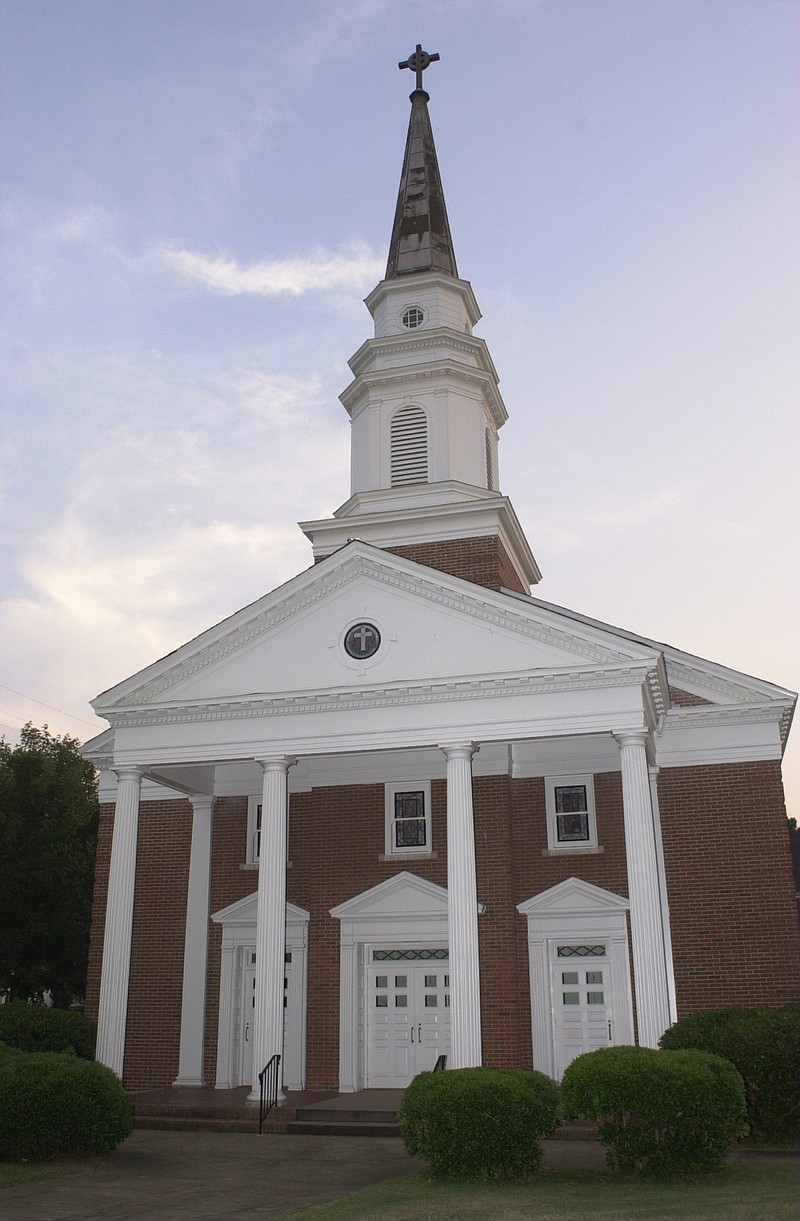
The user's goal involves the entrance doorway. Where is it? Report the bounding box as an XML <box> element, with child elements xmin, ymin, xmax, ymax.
<box><xmin>238</xmin><ymin>948</ymin><xmax>298</xmax><ymax>1088</ymax></box>
<box><xmin>366</xmin><ymin>954</ymin><xmax>450</xmax><ymax>1087</ymax></box>
<box><xmin>518</xmin><ymin>877</ymin><xmax>634</xmax><ymax>1080</ymax></box>
<box><xmin>551</xmin><ymin>943</ymin><xmax>613</xmax><ymax>1077</ymax></box>
<box><xmin>212</xmin><ymin>894</ymin><xmax>309</xmax><ymax>1091</ymax></box>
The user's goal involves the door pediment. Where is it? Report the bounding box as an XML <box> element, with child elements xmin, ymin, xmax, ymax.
<box><xmin>331</xmin><ymin>872</ymin><xmax>450</xmax><ymax>922</ymax></box>
<box><xmin>518</xmin><ymin>877</ymin><xmax>629</xmax><ymax>918</ymax></box>
<box><xmin>212</xmin><ymin>894</ymin><xmax>309</xmax><ymax>928</ymax></box>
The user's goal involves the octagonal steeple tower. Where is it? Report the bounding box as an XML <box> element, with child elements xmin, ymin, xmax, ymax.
<box><xmin>301</xmin><ymin>48</ymin><xmax>540</xmax><ymax>594</ymax></box>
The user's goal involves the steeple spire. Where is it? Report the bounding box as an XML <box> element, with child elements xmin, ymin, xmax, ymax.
<box><xmin>386</xmin><ymin>46</ymin><xmax>458</xmax><ymax>280</ymax></box>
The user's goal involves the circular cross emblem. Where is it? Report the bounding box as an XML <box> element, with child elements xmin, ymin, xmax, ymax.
<box><xmin>344</xmin><ymin>622</ymin><xmax>381</xmax><ymax>659</ymax></box>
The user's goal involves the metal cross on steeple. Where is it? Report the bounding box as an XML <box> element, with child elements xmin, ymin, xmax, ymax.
<box><xmin>398</xmin><ymin>44</ymin><xmax>440</xmax><ymax>92</ymax></box>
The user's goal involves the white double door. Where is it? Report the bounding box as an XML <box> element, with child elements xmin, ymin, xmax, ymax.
<box><xmin>367</xmin><ymin>957</ymin><xmax>450</xmax><ymax>1088</ymax></box>
<box><xmin>238</xmin><ymin>948</ymin><xmax>299</xmax><ymax>1088</ymax></box>
<box><xmin>551</xmin><ymin>943</ymin><xmax>614</xmax><ymax>1078</ymax></box>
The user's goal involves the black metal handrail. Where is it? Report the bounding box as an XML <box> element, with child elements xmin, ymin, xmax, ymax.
<box><xmin>258</xmin><ymin>1053</ymin><xmax>281</xmax><ymax>1133</ymax></box>
<box><xmin>433</xmin><ymin>1054</ymin><xmax>447</xmax><ymax>1072</ymax></box>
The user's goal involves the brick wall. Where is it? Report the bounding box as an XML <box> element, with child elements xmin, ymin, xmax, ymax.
<box><xmin>658</xmin><ymin>760</ymin><xmax>800</xmax><ymax>1013</ymax></box>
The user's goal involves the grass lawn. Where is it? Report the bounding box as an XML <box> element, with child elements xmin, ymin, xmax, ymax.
<box><xmin>0</xmin><ymin>1156</ymin><xmax>107</xmax><ymax>1190</ymax></box>
<box><xmin>282</xmin><ymin>1162</ymin><xmax>799</xmax><ymax>1221</ymax></box>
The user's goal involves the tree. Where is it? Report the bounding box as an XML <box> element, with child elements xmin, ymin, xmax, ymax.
<box><xmin>0</xmin><ymin>724</ymin><xmax>98</xmax><ymax>1006</ymax></box>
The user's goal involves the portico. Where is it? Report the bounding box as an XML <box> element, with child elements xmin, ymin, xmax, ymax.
<box><xmin>90</xmin><ymin>556</ymin><xmax>675</xmax><ymax>1094</ymax></box>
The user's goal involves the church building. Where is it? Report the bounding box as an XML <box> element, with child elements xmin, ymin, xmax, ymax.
<box><xmin>83</xmin><ymin>49</ymin><xmax>799</xmax><ymax>1099</ymax></box>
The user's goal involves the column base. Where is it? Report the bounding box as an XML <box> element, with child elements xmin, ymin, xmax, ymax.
<box><xmin>172</xmin><ymin>1075</ymin><xmax>205</xmax><ymax>1088</ymax></box>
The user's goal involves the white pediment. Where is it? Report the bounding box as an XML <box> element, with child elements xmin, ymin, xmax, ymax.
<box><xmin>517</xmin><ymin>877</ymin><xmax>629</xmax><ymax>917</ymax></box>
<box><xmin>212</xmin><ymin>894</ymin><xmax>309</xmax><ymax>927</ymax></box>
<box><xmin>92</xmin><ymin>543</ymin><xmax>658</xmax><ymax>715</ymax></box>
<box><xmin>330</xmin><ymin>871</ymin><xmax>450</xmax><ymax>921</ymax></box>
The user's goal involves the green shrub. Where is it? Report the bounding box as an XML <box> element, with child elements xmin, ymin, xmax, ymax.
<box><xmin>561</xmin><ymin>1045</ymin><xmax>748</xmax><ymax>1176</ymax></box>
<box><xmin>0</xmin><ymin>1050</ymin><xmax>132</xmax><ymax>1160</ymax></box>
<box><xmin>398</xmin><ymin>1066</ymin><xmax>560</xmax><ymax>1180</ymax></box>
<box><xmin>659</xmin><ymin>1005</ymin><xmax>800</xmax><ymax>1141</ymax></box>
<box><xmin>0</xmin><ymin>1001</ymin><xmax>96</xmax><ymax>1059</ymax></box>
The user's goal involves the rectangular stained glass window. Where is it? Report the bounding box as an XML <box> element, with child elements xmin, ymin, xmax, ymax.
<box><xmin>562</xmin><ymin>972</ymin><xmax>579</xmax><ymax>985</ymax></box>
<box><xmin>425</xmin><ymin>995</ymin><xmax>437</xmax><ymax>1007</ymax></box>
<box><xmin>563</xmin><ymin>992</ymin><xmax>580</xmax><ymax>1005</ymax></box>
<box><xmin>587</xmin><ymin>992</ymin><xmax>605</xmax><ymax>1005</ymax></box>
<box><xmin>395</xmin><ymin>995</ymin><xmax>408</xmax><ymax>1007</ymax></box>
<box><xmin>376</xmin><ymin>996</ymin><xmax>388</xmax><ymax>1008</ymax></box>
<box><xmin>394</xmin><ymin>791</ymin><xmax>427</xmax><ymax>848</ymax></box>
<box><xmin>555</xmin><ymin>783</ymin><xmax>589</xmax><ymax>842</ymax></box>
<box><xmin>586</xmin><ymin>971</ymin><xmax>603</xmax><ymax>985</ymax></box>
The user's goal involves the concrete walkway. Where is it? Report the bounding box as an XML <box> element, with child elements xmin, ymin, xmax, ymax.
<box><xmin>0</xmin><ymin>1130</ymin><xmax>610</xmax><ymax>1219</ymax></box>
<box><xmin>1</xmin><ymin>1130</ymin><xmax>794</xmax><ymax>1220</ymax></box>
<box><xmin>0</xmin><ymin>1130</ymin><xmax>425</xmax><ymax>1219</ymax></box>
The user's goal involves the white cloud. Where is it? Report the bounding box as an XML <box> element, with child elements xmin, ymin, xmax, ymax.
<box><xmin>160</xmin><ymin>240</ymin><xmax>383</xmax><ymax>296</ymax></box>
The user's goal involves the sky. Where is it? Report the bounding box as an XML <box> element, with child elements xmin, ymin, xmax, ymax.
<box><xmin>1</xmin><ymin>0</ymin><xmax>798</xmax><ymax>815</ymax></box>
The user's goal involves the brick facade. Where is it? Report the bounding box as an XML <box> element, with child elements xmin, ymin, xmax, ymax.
<box><xmin>658</xmin><ymin>760</ymin><xmax>800</xmax><ymax>1012</ymax></box>
<box><xmin>86</xmin><ymin>760</ymin><xmax>800</xmax><ymax>1089</ymax></box>
<box><xmin>315</xmin><ymin>535</ymin><xmax>529</xmax><ymax>594</ymax></box>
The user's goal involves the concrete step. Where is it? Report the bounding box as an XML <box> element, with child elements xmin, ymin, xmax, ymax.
<box><xmin>294</xmin><ymin>1107</ymin><xmax>399</xmax><ymax>1124</ymax></box>
<box><xmin>134</xmin><ymin>1114</ymin><xmax>260</xmax><ymax>1134</ymax></box>
<box><xmin>285</xmin><ymin>1119</ymin><xmax>400</xmax><ymax>1138</ymax></box>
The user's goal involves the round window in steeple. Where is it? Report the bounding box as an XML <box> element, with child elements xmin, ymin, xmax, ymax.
<box><xmin>401</xmin><ymin>305</ymin><xmax>425</xmax><ymax>329</ymax></box>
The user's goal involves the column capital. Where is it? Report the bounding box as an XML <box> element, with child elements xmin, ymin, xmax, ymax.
<box><xmin>112</xmin><ymin>764</ymin><xmax>144</xmax><ymax>784</ymax></box>
<box><xmin>613</xmin><ymin>730</ymin><xmax>649</xmax><ymax>751</ymax></box>
<box><xmin>256</xmin><ymin>755</ymin><xmax>297</xmax><ymax>774</ymax></box>
<box><xmin>438</xmin><ymin>742</ymin><xmax>479</xmax><ymax>762</ymax></box>
<box><xmin>189</xmin><ymin>793</ymin><xmax>215</xmax><ymax>814</ymax></box>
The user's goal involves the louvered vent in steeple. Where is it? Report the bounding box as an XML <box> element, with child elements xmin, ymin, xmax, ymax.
<box><xmin>390</xmin><ymin>406</ymin><xmax>428</xmax><ymax>486</ymax></box>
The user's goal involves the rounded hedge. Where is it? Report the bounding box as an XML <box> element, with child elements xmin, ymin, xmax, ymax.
<box><xmin>0</xmin><ymin>1050</ymin><xmax>133</xmax><ymax>1160</ymax></box>
<box><xmin>659</xmin><ymin>1005</ymin><xmax>800</xmax><ymax>1141</ymax></box>
<box><xmin>398</xmin><ymin>1066</ymin><xmax>560</xmax><ymax>1180</ymax></box>
<box><xmin>561</xmin><ymin>1045</ymin><xmax>748</xmax><ymax>1177</ymax></box>
<box><xmin>0</xmin><ymin>1001</ymin><xmax>96</xmax><ymax>1059</ymax></box>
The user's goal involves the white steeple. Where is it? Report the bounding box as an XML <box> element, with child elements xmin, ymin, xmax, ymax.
<box><xmin>300</xmin><ymin>50</ymin><xmax>540</xmax><ymax>593</ymax></box>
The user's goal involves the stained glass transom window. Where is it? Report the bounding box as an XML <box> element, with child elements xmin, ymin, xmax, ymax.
<box><xmin>557</xmin><ymin>945</ymin><xmax>606</xmax><ymax>958</ymax></box>
<box><xmin>373</xmin><ymin>948</ymin><xmax>449</xmax><ymax>962</ymax></box>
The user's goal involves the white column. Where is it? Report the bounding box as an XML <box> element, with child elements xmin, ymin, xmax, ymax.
<box><xmin>96</xmin><ymin>766</ymin><xmax>142</xmax><ymax>1078</ymax></box>
<box><xmin>173</xmin><ymin>795</ymin><xmax>214</xmax><ymax>1086</ymax></box>
<box><xmin>248</xmin><ymin>756</ymin><xmax>292</xmax><ymax>1102</ymax></box>
<box><xmin>441</xmin><ymin>742</ymin><xmax>482</xmax><ymax>1068</ymax></box>
<box><xmin>615</xmin><ymin>732</ymin><xmax>672</xmax><ymax>1047</ymax></box>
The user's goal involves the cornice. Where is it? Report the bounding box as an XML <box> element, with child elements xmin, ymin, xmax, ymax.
<box><xmin>102</xmin><ymin>661</ymin><xmax>656</xmax><ymax>729</ymax></box>
<box><xmin>661</xmin><ymin>699</ymin><xmax>794</xmax><ymax>746</ymax></box>
<box><xmin>340</xmin><ymin>357</ymin><xmax>507</xmax><ymax>430</ymax></box>
<box><xmin>364</xmin><ymin>273</ymin><xmax>481</xmax><ymax>325</ymax></box>
<box><xmin>665</xmin><ymin>660</ymin><xmax>765</xmax><ymax>706</ymax></box>
<box><xmin>347</xmin><ymin>329</ymin><xmax>498</xmax><ymax>381</ymax></box>
<box><xmin>302</xmin><ymin>496</ymin><xmax>542</xmax><ymax>587</ymax></box>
